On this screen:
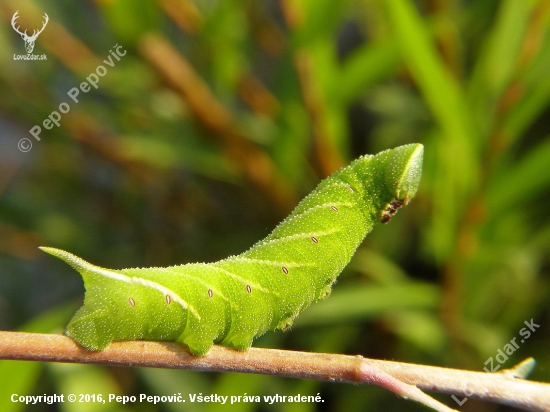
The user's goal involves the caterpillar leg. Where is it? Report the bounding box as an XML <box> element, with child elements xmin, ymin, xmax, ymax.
<box><xmin>178</xmin><ymin>323</ymin><xmax>220</xmax><ymax>355</ymax></box>
<box><xmin>220</xmin><ymin>311</ymin><xmax>267</xmax><ymax>351</ymax></box>
<box><xmin>220</xmin><ymin>331</ymin><xmax>255</xmax><ymax>351</ymax></box>
<box><xmin>66</xmin><ymin>306</ymin><xmax>114</xmax><ymax>351</ymax></box>
<box><xmin>180</xmin><ymin>334</ymin><xmax>214</xmax><ymax>356</ymax></box>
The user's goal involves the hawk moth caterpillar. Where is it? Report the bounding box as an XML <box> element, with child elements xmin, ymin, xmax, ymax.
<box><xmin>41</xmin><ymin>143</ymin><xmax>423</xmax><ymax>355</ymax></box>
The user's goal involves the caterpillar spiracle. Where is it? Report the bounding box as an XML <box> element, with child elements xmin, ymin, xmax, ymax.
<box><xmin>41</xmin><ymin>144</ymin><xmax>423</xmax><ymax>355</ymax></box>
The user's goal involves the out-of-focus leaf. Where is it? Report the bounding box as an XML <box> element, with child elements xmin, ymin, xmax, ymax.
<box><xmin>487</xmin><ymin>138</ymin><xmax>550</xmax><ymax>213</ymax></box>
<box><xmin>48</xmin><ymin>363</ymin><xmax>129</xmax><ymax>412</ymax></box>
<box><xmin>385</xmin><ymin>0</ymin><xmax>477</xmax><ymax>263</ymax></box>
<box><xmin>0</xmin><ymin>306</ymin><xmax>74</xmax><ymax>412</ymax></box>
<box><xmin>504</xmin><ymin>75</ymin><xmax>550</xmax><ymax>145</ymax></box>
<box><xmin>203</xmin><ymin>0</ymin><xmax>249</xmax><ymax>91</ymax></box>
<box><xmin>384</xmin><ymin>310</ymin><xmax>447</xmax><ymax>354</ymax></box>
<box><xmin>385</xmin><ymin>0</ymin><xmax>472</xmax><ymax>147</ymax></box>
<box><xmin>467</xmin><ymin>0</ymin><xmax>548</xmax><ymax>144</ymax></box>
<box><xmin>207</xmin><ymin>373</ymin><xmax>272</xmax><ymax>412</ymax></box>
<box><xmin>100</xmin><ymin>0</ymin><xmax>160</xmax><ymax>43</ymax></box>
<box><xmin>350</xmin><ymin>249</ymin><xmax>408</xmax><ymax>284</ymax></box>
<box><xmin>479</xmin><ymin>0</ymin><xmax>537</xmax><ymax>97</ymax></box>
<box><xmin>294</xmin><ymin>282</ymin><xmax>440</xmax><ymax>326</ymax></box>
<box><xmin>117</xmin><ymin>135</ymin><xmax>240</xmax><ymax>182</ymax></box>
<box><xmin>138</xmin><ymin>368</ymin><xmax>210</xmax><ymax>412</ymax></box>
<box><xmin>503</xmin><ymin>27</ymin><xmax>550</xmax><ymax>144</ymax></box>
<box><xmin>290</xmin><ymin>0</ymin><xmax>352</xmax><ymax>47</ymax></box>
<box><xmin>335</xmin><ymin>39</ymin><xmax>400</xmax><ymax>105</ymax></box>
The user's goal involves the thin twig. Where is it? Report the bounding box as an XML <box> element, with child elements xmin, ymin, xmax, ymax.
<box><xmin>1</xmin><ymin>332</ymin><xmax>549</xmax><ymax>411</ymax></box>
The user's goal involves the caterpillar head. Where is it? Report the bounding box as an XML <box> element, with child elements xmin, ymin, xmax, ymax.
<box><xmin>351</xmin><ymin>144</ymin><xmax>423</xmax><ymax>224</ymax></box>
<box><xmin>385</xmin><ymin>143</ymin><xmax>424</xmax><ymax>202</ymax></box>
<box><xmin>379</xmin><ymin>144</ymin><xmax>423</xmax><ymax>223</ymax></box>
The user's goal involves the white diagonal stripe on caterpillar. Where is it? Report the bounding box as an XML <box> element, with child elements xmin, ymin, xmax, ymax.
<box><xmin>271</xmin><ymin>201</ymin><xmax>360</xmax><ymax>228</ymax></box>
<box><xmin>158</xmin><ymin>266</ymin><xmax>230</xmax><ymax>302</ymax></box>
<box><xmin>256</xmin><ymin>227</ymin><xmax>341</xmax><ymax>246</ymax></box>
<box><xmin>224</xmin><ymin>256</ymin><xmax>316</xmax><ymax>269</ymax></box>
<box><xmin>209</xmin><ymin>264</ymin><xmax>277</xmax><ymax>295</ymax></box>
<box><xmin>312</xmin><ymin>176</ymin><xmax>362</xmax><ymax>192</ymax></box>
<box><xmin>128</xmin><ymin>276</ymin><xmax>201</xmax><ymax>320</ymax></box>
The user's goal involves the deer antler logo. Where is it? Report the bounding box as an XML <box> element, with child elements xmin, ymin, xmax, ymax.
<box><xmin>11</xmin><ymin>11</ymin><xmax>49</xmax><ymax>54</ymax></box>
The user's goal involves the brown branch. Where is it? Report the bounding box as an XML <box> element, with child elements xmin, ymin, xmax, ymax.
<box><xmin>1</xmin><ymin>332</ymin><xmax>549</xmax><ymax>411</ymax></box>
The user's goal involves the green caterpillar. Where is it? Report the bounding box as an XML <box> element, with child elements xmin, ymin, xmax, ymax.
<box><xmin>41</xmin><ymin>144</ymin><xmax>423</xmax><ymax>355</ymax></box>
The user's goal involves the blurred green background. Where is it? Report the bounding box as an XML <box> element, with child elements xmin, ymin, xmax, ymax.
<box><xmin>1</xmin><ymin>0</ymin><xmax>549</xmax><ymax>411</ymax></box>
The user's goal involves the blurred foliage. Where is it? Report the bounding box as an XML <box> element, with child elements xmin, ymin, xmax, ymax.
<box><xmin>0</xmin><ymin>0</ymin><xmax>549</xmax><ymax>411</ymax></box>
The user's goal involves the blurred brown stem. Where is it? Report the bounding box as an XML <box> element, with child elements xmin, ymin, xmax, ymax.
<box><xmin>1</xmin><ymin>332</ymin><xmax>549</xmax><ymax>411</ymax></box>
<box><xmin>280</xmin><ymin>0</ymin><xmax>346</xmax><ymax>176</ymax></box>
<box><xmin>138</xmin><ymin>33</ymin><xmax>296</xmax><ymax>211</ymax></box>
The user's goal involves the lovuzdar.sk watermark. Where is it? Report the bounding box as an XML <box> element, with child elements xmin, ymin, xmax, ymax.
<box><xmin>451</xmin><ymin>318</ymin><xmax>540</xmax><ymax>407</ymax></box>
<box><xmin>17</xmin><ymin>44</ymin><xmax>127</xmax><ymax>153</ymax></box>
<box><xmin>12</xmin><ymin>10</ymin><xmax>48</xmax><ymax>61</ymax></box>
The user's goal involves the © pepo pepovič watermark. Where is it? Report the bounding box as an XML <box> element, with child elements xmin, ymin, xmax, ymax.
<box><xmin>18</xmin><ymin>44</ymin><xmax>127</xmax><ymax>152</ymax></box>
<box><xmin>451</xmin><ymin>318</ymin><xmax>540</xmax><ymax>407</ymax></box>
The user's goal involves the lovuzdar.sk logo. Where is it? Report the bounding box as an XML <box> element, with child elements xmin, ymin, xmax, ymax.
<box><xmin>11</xmin><ymin>10</ymin><xmax>48</xmax><ymax>60</ymax></box>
